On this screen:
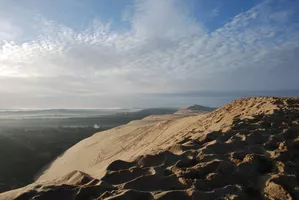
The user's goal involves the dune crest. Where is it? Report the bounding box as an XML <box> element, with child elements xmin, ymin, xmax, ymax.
<box><xmin>1</xmin><ymin>97</ymin><xmax>299</xmax><ymax>200</ymax></box>
<box><xmin>174</xmin><ymin>104</ymin><xmax>216</xmax><ymax>116</ymax></box>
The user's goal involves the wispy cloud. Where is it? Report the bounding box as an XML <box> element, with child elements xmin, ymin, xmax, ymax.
<box><xmin>0</xmin><ymin>0</ymin><xmax>298</xmax><ymax>108</ymax></box>
<box><xmin>211</xmin><ymin>7</ymin><xmax>220</xmax><ymax>17</ymax></box>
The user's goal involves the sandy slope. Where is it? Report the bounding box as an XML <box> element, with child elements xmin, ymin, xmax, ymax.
<box><xmin>1</xmin><ymin>97</ymin><xmax>299</xmax><ymax>200</ymax></box>
<box><xmin>36</xmin><ymin>113</ymin><xmax>202</xmax><ymax>182</ymax></box>
<box><xmin>174</xmin><ymin>104</ymin><xmax>215</xmax><ymax>116</ymax></box>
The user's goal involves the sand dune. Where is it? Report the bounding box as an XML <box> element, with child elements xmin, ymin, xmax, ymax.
<box><xmin>174</xmin><ymin>104</ymin><xmax>216</xmax><ymax>116</ymax></box>
<box><xmin>1</xmin><ymin>97</ymin><xmax>299</xmax><ymax>199</ymax></box>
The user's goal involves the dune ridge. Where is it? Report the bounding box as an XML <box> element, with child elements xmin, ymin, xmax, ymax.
<box><xmin>174</xmin><ymin>104</ymin><xmax>216</xmax><ymax>116</ymax></box>
<box><xmin>1</xmin><ymin>97</ymin><xmax>299</xmax><ymax>199</ymax></box>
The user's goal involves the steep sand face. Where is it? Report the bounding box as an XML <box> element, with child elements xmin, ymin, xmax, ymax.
<box><xmin>36</xmin><ymin>113</ymin><xmax>202</xmax><ymax>182</ymax></box>
<box><xmin>1</xmin><ymin>97</ymin><xmax>299</xmax><ymax>200</ymax></box>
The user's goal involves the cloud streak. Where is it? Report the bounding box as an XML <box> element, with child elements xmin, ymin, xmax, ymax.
<box><xmin>0</xmin><ymin>0</ymin><xmax>298</xmax><ymax>108</ymax></box>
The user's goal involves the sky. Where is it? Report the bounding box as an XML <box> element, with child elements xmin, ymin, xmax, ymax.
<box><xmin>0</xmin><ymin>0</ymin><xmax>299</xmax><ymax>108</ymax></box>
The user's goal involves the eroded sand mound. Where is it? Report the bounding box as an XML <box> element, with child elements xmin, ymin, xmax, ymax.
<box><xmin>174</xmin><ymin>104</ymin><xmax>215</xmax><ymax>116</ymax></box>
<box><xmin>1</xmin><ymin>97</ymin><xmax>299</xmax><ymax>200</ymax></box>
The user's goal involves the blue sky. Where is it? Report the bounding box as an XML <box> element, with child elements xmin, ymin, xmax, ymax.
<box><xmin>1</xmin><ymin>0</ymin><xmax>265</xmax><ymax>35</ymax></box>
<box><xmin>0</xmin><ymin>0</ymin><xmax>298</xmax><ymax>108</ymax></box>
<box><xmin>33</xmin><ymin>0</ymin><xmax>262</xmax><ymax>31</ymax></box>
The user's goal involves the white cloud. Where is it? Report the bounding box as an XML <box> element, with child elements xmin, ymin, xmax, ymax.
<box><xmin>0</xmin><ymin>20</ymin><xmax>23</xmax><ymax>40</ymax></box>
<box><xmin>211</xmin><ymin>7</ymin><xmax>220</xmax><ymax>17</ymax></box>
<box><xmin>131</xmin><ymin>0</ymin><xmax>205</xmax><ymax>39</ymax></box>
<box><xmin>0</xmin><ymin>0</ymin><xmax>298</xmax><ymax>108</ymax></box>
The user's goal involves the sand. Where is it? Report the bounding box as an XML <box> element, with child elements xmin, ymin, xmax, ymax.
<box><xmin>1</xmin><ymin>97</ymin><xmax>299</xmax><ymax>199</ymax></box>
